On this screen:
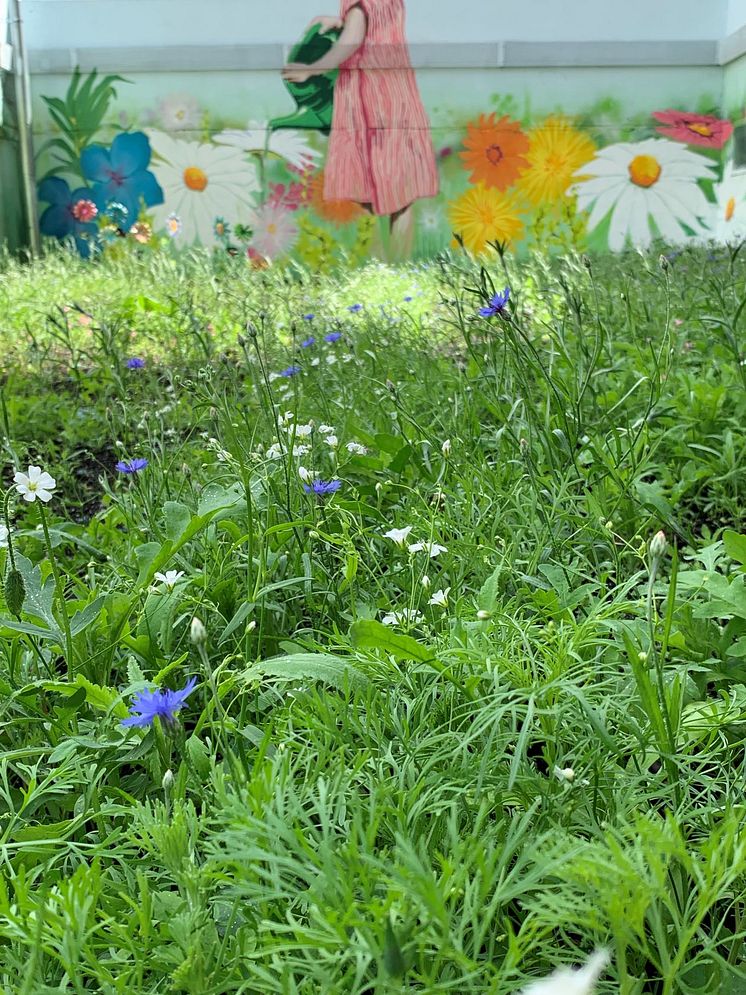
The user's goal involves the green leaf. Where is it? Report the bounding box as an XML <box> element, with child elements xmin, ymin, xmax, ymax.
<box><xmin>243</xmin><ymin>653</ymin><xmax>370</xmax><ymax>693</ymax></box>
<box><xmin>724</xmin><ymin>530</ymin><xmax>746</xmax><ymax>567</ymax></box>
<box><xmin>388</xmin><ymin>444</ymin><xmax>413</xmax><ymax>474</ymax></box>
<box><xmin>14</xmin><ymin>554</ymin><xmax>60</xmax><ymax>633</ymax></box>
<box><xmin>478</xmin><ymin>564</ymin><xmax>503</xmax><ymax>613</ymax></box>
<box><xmin>350</xmin><ymin>619</ymin><xmax>433</xmax><ymax>662</ymax></box>
<box><xmin>163</xmin><ymin>501</ymin><xmax>192</xmax><ymax>542</ymax></box>
<box><xmin>69</xmin><ymin>596</ymin><xmax>106</xmax><ymax>637</ymax></box>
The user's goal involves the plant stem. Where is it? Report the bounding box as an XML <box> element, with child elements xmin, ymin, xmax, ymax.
<box><xmin>38</xmin><ymin>502</ymin><xmax>75</xmax><ymax>676</ymax></box>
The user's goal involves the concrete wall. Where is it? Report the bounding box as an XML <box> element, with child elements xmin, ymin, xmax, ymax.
<box><xmin>22</xmin><ymin>1</ymin><xmax>746</xmax><ymax>261</ymax></box>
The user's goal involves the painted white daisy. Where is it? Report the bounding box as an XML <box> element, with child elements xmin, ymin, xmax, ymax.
<box><xmin>156</xmin><ymin>93</ymin><xmax>202</xmax><ymax>131</ymax></box>
<box><xmin>520</xmin><ymin>949</ymin><xmax>610</xmax><ymax>995</ymax></box>
<box><xmin>14</xmin><ymin>465</ymin><xmax>56</xmax><ymax>503</ymax></box>
<box><xmin>571</xmin><ymin>138</ymin><xmax>714</xmax><ymax>251</ymax></box>
<box><xmin>147</xmin><ymin>130</ymin><xmax>259</xmax><ymax>244</ymax></box>
<box><xmin>428</xmin><ymin>588</ymin><xmax>450</xmax><ymax>608</ymax></box>
<box><xmin>383</xmin><ymin>526</ymin><xmax>413</xmax><ymax>546</ymax></box>
<box><xmin>213</xmin><ymin>120</ymin><xmax>320</xmax><ymax>171</ymax></box>
<box><xmin>154</xmin><ymin>570</ymin><xmax>186</xmax><ymax>591</ymax></box>
<box><xmin>711</xmin><ymin>160</ymin><xmax>746</xmax><ymax>242</ymax></box>
<box><xmin>249</xmin><ymin>203</ymin><xmax>298</xmax><ymax>259</ymax></box>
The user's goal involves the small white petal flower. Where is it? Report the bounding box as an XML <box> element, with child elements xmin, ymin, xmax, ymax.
<box><xmin>421</xmin><ymin>574</ymin><xmax>431</xmax><ymax>589</ymax></box>
<box><xmin>266</xmin><ymin>443</ymin><xmax>283</xmax><ymax>459</ymax></box>
<box><xmin>13</xmin><ymin>465</ymin><xmax>57</xmax><ymax>503</ymax></box>
<box><xmin>311</xmin><ymin>357</ymin><xmax>321</xmax><ymax>367</ymax></box>
<box><xmin>381</xmin><ymin>608</ymin><xmax>424</xmax><ymax>626</ymax></box>
<box><xmin>318</xmin><ymin>425</ymin><xmax>335</xmax><ymax>435</ymax></box>
<box><xmin>428</xmin><ymin>587</ymin><xmax>450</xmax><ymax>608</ymax></box>
<box><xmin>292</xmin><ymin>444</ymin><xmax>310</xmax><ymax>457</ymax></box>
<box><xmin>324</xmin><ymin>435</ymin><xmax>338</xmax><ymax>448</ymax></box>
<box><xmin>154</xmin><ymin>570</ymin><xmax>186</xmax><ymax>591</ymax></box>
<box><xmin>553</xmin><ymin>766</ymin><xmax>576</xmax><ymax>783</ymax></box>
<box><xmin>0</xmin><ymin>524</ymin><xmax>8</xmax><ymax>547</ymax></box>
<box><xmin>326</xmin><ymin>355</ymin><xmax>337</xmax><ymax>365</ymax></box>
<box><xmin>288</xmin><ymin>423</ymin><xmax>313</xmax><ymax>438</ymax></box>
<box><xmin>408</xmin><ymin>541</ymin><xmax>448</xmax><ymax>558</ymax></box>
<box><xmin>441</xmin><ymin>439</ymin><xmax>451</xmax><ymax>457</ymax></box>
<box><xmin>383</xmin><ymin>526</ymin><xmax>414</xmax><ymax>546</ymax></box>
<box><xmin>298</xmin><ymin>466</ymin><xmax>317</xmax><ymax>483</ymax></box>
<box><xmin>521</xmin><ymin>949</ymin><xmax>610</xmax><ymax>995</ymax></box>
<box><xmin>346</xmin><ymin>442</ymin><xmax>368</xmax><ymax>455</ymax></box>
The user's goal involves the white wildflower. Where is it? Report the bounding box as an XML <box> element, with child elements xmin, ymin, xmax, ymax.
<box><xmin>408</xmin><ymin>541</ymin><xmax>448</xmax><ymax>558</ymax></box>
<box><xmin>421</xmin><ymin>574</ymin><xmax>431</xmax><ymax>589</ymax></box>
<box><xmin>521</xmin><ymin>949</ymin><xmax>610</xmax><ymax>995</ymax></box>
<box><xmin>318</xmin><ymin>424</ymin><xmax>335</xmax><ymax>435</ymax></box>
<box><xmin>292</xmin><ymin>444</ymin><xmax>310</xmax><ymax>457</ymax></box>
<box><xmin>428</xmin><ymin>587</ymin><xmax>450</xmax><ymax>608</ymax></box>
<box><xmin>298</xmin><ymin>466</ymin><xmax>317</xmax><ymax>483</ymax></box>
<box><xmin>266</xmin><ymin>443</ymin><xmax>283</xmax><ymax>460</ymax></box>
<box><xmin>346</xmin><ymin>442</ymin><xmax>368</xmax><ymax>455</ymax></box>
<box><xmin>383</xmin><ymin>526</ymin><xmax>413</xmax><ymax>546</ymax></box>
<box><xmin>288</xmin><ymin>423</ymin><xmax>313</xmax><ymax>437</ymax></box>
<box><xmin>14</xmin><ymin>465</ymin><xmax>57</xmax><ymax>503</ymax></box>
<box><xmin>324</xmin><ymin>435</ymin><xmax>338</xmax><ymax>448</ymax></box>
<box><xmin>381</xmin><ymin>608</ymin><xmax>424</xmax><ymax>626</ymax></box>
<box><xmin>441</xmin><ymin>439</ymin><xmax>451</xmax><ymax>457</ymax></box>
<box><xmin>553</xmin><ymin>766</ymin><xmax>576</xmax><ymax>783</ymax></box>
<box><xmin>154</xmin><ymin>570</ymin><xmax>185</xmax><ymax>591</ymax></box>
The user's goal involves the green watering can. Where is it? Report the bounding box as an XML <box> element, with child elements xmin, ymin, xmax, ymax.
<box><xmin>270</xmin><ymin>23</ymin><xmax>341</xmax><ymax>134</ymax></box>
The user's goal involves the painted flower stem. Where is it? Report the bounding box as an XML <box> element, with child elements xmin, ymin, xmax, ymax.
<box><xmin>37</xmin><ymin>501</ymin><xmax>76</xmax><ymax>675</ymax></box>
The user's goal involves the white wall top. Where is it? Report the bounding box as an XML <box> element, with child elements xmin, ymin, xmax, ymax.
<box><xmin>23</xmin><ymin>0</ymin><xmax>730</xmax><ymax>50</ymax></box>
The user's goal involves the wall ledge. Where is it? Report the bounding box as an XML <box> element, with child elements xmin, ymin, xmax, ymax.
<box><xmin>720</xmin><ymin>25</ymin><xmax>746</xmax><ymax>65</ymax></box>
<box><xmin>28</xmin><ymin>38</ymin><xmax>720</xmax><ymax>75</ymax></box>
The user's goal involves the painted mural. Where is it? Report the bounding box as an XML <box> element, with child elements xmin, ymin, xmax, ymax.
<box><xmin>34</xmin><ymin>0</ymin><xmax>746</xmax><ymax>265</ymax></box>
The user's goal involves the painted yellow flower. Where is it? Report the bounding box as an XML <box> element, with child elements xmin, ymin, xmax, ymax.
<box><xmin>448</xmin><ymin>184</ymin><xmax>523</xmax><ymax>254</ymax></box>
<box><xmin>518</xmin><ymin>117</ymin><xmax>596</xmax><ymax>206</ymax></box>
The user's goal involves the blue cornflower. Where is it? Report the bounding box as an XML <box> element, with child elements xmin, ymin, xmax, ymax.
<box><xmin>304</xmin><ymin>479</ymin><xmax>342</xmax><ymax>496</ymax></box>
<box><xmin>116</xmin><ymin>458</ymin><xmax>149</xmax><ymax>474</ymax></box>
<box><xmin>404</xmin><ymin>295</ymin><xmax>413</xmax><ymax>302</ymax></box>
<box><xmin>301</xmin><ymin>336</ymin><xmax>316</xmax><ymax>348</ymax></box>
<box><xmin>122</xmin><ymin>676</ymin><xmax>198</xmax><ymax>728</ymax></box>
<box><xmin>348</xmin><ymin>303</ymin><xmax>363</xmax><ymax>312</ymax></box>
<box><xmin>324</xmin><ymin>332</ymin><xmax>342</xmax><ymax>343</ymax></box>
<box><xmin>126</xmin><ymin>357</ymin><xmax>145</xmax><ymax>369</ymax></box>
<box><xmin>479</xmin><ymin>287</ymin><xmax>510</xmax><ymax>318</ymax></box>
<box><xmin>279</xmin><ymin>365</ymin><xmax>301</xmax><ymax>377</ymax></box>
<box><xmin>303</xmin><ymin>313</ymin><xmax>315</xmax><ymax>321</ymax></box>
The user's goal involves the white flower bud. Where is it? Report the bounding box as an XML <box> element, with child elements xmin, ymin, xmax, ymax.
<box><xmin>162</xmin><ymin>769</ymin><xmax>174</xmax><ymax>791</ymax></box>
<box><xmin>190</xmin><ymin>616</ymin><xmax>207</xmax><ymax>646</ymax></box>
<box><xmin>649</xmin><ymin>530</ymin><xmax>667</xmax><ymax>559</ymax></box>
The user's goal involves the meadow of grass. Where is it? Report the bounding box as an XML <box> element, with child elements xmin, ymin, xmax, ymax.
<box><xmin>1</xmin><ymin>242</ymin><xmax>746</xmax><ymax>993</ymax></box>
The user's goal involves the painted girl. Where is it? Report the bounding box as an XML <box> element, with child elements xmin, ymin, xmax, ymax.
<box><xmin>282</xmin><ymin>0</ymin><xmax>439</xmax><ymax>254</ymax></box>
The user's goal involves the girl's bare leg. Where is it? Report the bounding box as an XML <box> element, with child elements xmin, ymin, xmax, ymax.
<box><xmin>389</xmin><ymin>204</ymin><xmax>415</xmax><ymax>261</ymax></box>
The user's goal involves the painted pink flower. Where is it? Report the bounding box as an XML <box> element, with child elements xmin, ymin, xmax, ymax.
<box><xmin>267</xmin><ymin>181</ymin><xmax>304</xmax><ymax>212</ymax></box>
<box><xmin>249</xmin><ymin>203</ymin><xmax>298</xmax><ymax>259</ymax></box>
<box><xmin>653</xmin><ymin>110</ymin><xmax>733</xmax><ymax>149</ymax></box>
<box><xmin>71</xmin><ymin>199</ymin><xmax>98</xmax><ymax>222</ymax></box>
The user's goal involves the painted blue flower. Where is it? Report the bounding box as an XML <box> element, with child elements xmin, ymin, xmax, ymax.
<box><xmin>116</xmin><ymin>458</ymin><xmax>149</xmax><ymax>473</ymax></box>
<box><xmin>126</xmin><ymin>357</ymin><xmax>145</xmax><ymax>369</ymax></box>
<box><xmin>324</xmin><ymin>332</ymin><xmax>342</xmax><ymax>343</ymax></box>
<box><xmin>304</xmin><ymin>479</ymin><xmax>341</xmax><ymax>496</ymax></box>
<box><xmin>81</xmin><ymin>132</ymin><xmax>164</xmax><ymax>224</ymax></box>
<box><xmin>279</xmin><ymin>365</ymin><xmax>301</xmax><ymax>377</ymax></box>
<box><xmin>479</xmin><ymin>287</ymin><xmax>511</xmax><ymax>318</ymax></box>
<box><xmin>122</xmin><ymin>676</ymin><xmax>198</xmax><ymax>728</ymax></box>
<box><xmin>301</xmin><ymin>336</ymin><xmax>315</xmax><ymax>348</ymax></box>
<box><xmin>348</xmin><ymin>303</ymin><xmax>363</xmax><ymax>312</ymax></box>
<box><xmin>38</xmin><ymin>177</ymin><xmax>100</xmax><ymax>258</ymax></box>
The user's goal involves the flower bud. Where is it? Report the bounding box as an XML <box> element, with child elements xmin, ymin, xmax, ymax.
<box><xmin>477</xmin><ymin>609</ymin><xmax>491</xmax><ymax>620</ymax></box>
<box><xmin>162</xmin><ymin>769</ymin><xmax>174</xmax><ymax>791</ymax></box>
<box><xmin>441</xmin><ymin>439</ymin><xmax>451</xmax><ymax>457</ymax></box>
<box><xmin>649</xmin><ymin>530</ymin><xmax>667</xmax><ymax>559</ymax></box>
<box><xmin>190</xmin><ymin>616</ymin><xmax>207</xmax><ymax>646</ymax></box>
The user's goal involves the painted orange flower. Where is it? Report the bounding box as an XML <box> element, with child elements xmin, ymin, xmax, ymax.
<box><xmin>308</xmin><ymin>172</ymin><xmax>364</xmax><ymax>227</ymax></box>
<box><xmin>518</xmin><ymin>117</ymin><xmax>596</xmax><ymax>206</ymax></box>
<box><xmin>460</xmin><ymin>113</ymin><xmax>530</xmax><ymax>190</ymax></box>
<box><xmin>448</xmin><ymin>184</ymin><xmax>524</xmax><ymax>254</ymax></box>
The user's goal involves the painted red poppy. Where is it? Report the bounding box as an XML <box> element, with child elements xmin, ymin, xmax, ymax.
<box><xmin>653</xmin><ymin>110</ymin><xmax>733</xmax><ymax>149</ymax></box>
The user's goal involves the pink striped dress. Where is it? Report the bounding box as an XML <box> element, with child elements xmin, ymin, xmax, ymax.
<box><xmin>323</xmin><ymin>0</ymin><xmax>439</xmax><ymax>215</ymax></box>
